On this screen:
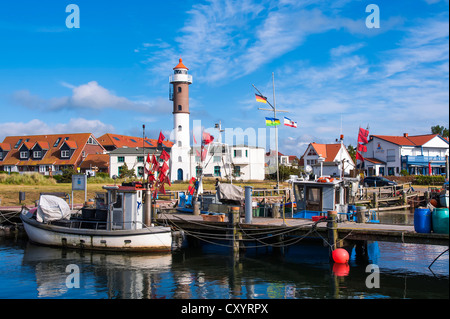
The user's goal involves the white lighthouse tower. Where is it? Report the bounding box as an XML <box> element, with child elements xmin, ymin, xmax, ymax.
<box><xmin>169</xmin><ymin>58</ymin><xmax>192</xmax><ymax>181</ymax></box>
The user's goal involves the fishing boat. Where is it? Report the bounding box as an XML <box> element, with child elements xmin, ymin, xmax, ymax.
<box><xmin>291</xmin><ymin>176</ymin><xmax>378</xmax><ymax>222</ymax></box>
<box><xmin>20</xmin><ymin>184</ymin><xmax>173</xmax><ymax>252</ymax></box>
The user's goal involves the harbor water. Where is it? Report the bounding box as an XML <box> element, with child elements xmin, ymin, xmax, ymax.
<box><xmin>0</xmin><ymin>210</ymin><xmax>448</xmax><ymax>300</ymax></box>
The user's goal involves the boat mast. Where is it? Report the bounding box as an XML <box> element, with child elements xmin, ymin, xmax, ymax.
<box><xmin>252</xmin><ymin>75</ymin><xmax>288</xmax><ymax>191</ymax></box>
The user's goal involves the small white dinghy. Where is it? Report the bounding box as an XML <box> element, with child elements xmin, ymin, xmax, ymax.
<box><xmin>20</xmin><ymin>185</ymin><xmax>172</xmax><ymax>252</ymax></box>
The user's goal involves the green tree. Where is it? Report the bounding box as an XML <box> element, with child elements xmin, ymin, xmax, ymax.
<box><xmin>119</xmin><ymin>163</ymin><xmax>136</xmax><ymax>179</ymax></box>
<box><xmin>431</xmin><ymin>125</ymin><xmax>449</xmax><ymax>138</ymax></box>
<box><xmin>347</xmin><ymin>145</ymin><xmax>356</xmax><ymax>164</ymax></box>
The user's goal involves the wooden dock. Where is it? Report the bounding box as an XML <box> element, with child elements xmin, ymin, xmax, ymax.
<box><xmin>157</xmin><ymin>213</ymin><xmax>449</xmax><ymax>247</ymax></box>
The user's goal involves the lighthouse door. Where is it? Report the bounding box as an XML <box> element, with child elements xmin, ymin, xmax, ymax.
<box><xmin>177</xmin><ymin>168</ymin><xmax>183</xmax><ymax>181</ymax></box>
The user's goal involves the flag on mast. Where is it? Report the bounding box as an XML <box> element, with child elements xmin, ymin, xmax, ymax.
<box><xmin>283</xmin><ymin>117</ymin><xmax>297</xmax><ymax>128</ymax></box>
<box><xmin>255</xmin><ymin>94</ymin><xmax>267</xmax><ymax>103</ymax></box>
<box><xmin>265</xmin><ymin>117</ymin><xmax>280</xmax><ymax>126</ymax></box>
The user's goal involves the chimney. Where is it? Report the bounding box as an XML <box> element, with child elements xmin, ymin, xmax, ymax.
<box><xmin>403</xmin><ymin>133</ymin><xmax>408</xmax><ymax>138</ymax></box>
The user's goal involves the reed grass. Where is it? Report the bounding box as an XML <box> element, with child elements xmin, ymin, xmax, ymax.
<box><xmin>0</xmin><ymin>173</ymin><xmax>57</xmax><ymax>185</ymax></box>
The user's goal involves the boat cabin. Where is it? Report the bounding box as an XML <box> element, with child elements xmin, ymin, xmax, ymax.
<box><xmin>292</xmin><ymin>179</ymin><xmax>347</xmax><ymax>219</ymax></box>
<box><xmin>103</xmin><ymin>185</ymin><xmax>145</xmax><ymax>231</ymax></box>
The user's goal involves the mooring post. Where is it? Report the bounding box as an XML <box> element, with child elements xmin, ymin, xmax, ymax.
<box><xmin>228</xmin><ymin>206</ymin><xmax>241</xmax><ymax>255</ymax></box>
<box><xmin>372</xmin><ymin>192</ymin><xmax>378</xmax><ymax>210</ymax></box>
<box><xmin>244</xmin><ymin>186</ymin><xmax>253</xmax><ymax>224</ymax></box>
<box><xmin>327</xmin><ymin>211</ymin><xmax>338</xmax><ymax>259</ymax></box>
<box><xmin>144</xmin><ymin>188</ymin><xmax>152</xmax><ymax>225</ymax></box>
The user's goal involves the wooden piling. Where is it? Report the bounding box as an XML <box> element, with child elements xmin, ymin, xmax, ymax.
<box><xmin>229</xmin><ymin>206</ymin><xmax>241</xmax><ymax>255</ymax></box>
<box><xmin>327</xmin><ymin>211</ymin><xmax>338</xmax><ymax>259</ymax></box>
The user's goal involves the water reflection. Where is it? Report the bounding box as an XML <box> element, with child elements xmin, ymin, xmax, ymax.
<box><xmin>17</xmin><ymin>240</ymin><xmax>448</xmax><ymax>299</ymax></box>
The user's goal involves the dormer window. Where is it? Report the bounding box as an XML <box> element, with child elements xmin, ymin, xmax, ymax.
<box><xmin>33</xmin><ymin>151</ymin><xmax>42</xmax><ymax>159</ymax></box>
<box><xmin>20</xmin><ymin>151</ymin><xmax>28</xmax><ymax>159</ymax></box>
<box><xmin>61</xmin><ymin>150</ymin><xmax>70</xmax><ymax>158</ymax></box>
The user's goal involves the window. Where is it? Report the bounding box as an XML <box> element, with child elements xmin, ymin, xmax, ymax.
<box><xmin>14</xmin><ymin>139</ymin><xmax>22</xmax><ymax>149</ymax></box>
<box><xmin>233</xmin><ymin>165</ymin><xmax>241</xmax><ymax>177</ymax></box>
<box><xmin>387</xmin><ymin>149</ymin><xmax>395</xmax><ymax>162</ymax></box>
<box><xmin>61</xmin><ymin>150</ymin><xmax>70</xmax><ymax>158</ymax></box>
<box><xmin>178</xmin><ymin>125</ymin><xmax>182</xmax><ymax>132</ymax></box>
<box><xmin>196</xmin><ymin>166</ymin><xmax>202</xmax><ymax>177</ymax></box>
<box><xmin>178</xmin><ymin>105</ymin><xmax>182</xmax><ymax>111</ymax></box>
<box><xmin>177</xmin><ymin>87</ymin><xmax>182</xmax><ymax>93</ymax></box>
<box><xmin>33</xmin><ymin>151</ymin><xmax>41</xmax><ymax>159</ymax></box>
<box><xmin>88</xmin><ymin>137</ymin><xmax>97</xmax><ymax>145</ymax></box>
<box><xmin>214</xmin><ymin>166</ymin><xmax>221</xmax><ymax>177</ymax></box>
<box><xmin>130</xmin><ymin>139</ymin><xmax>137</xmax><ymax>143</ymax></box>
<box><xmin>234</xmin><ymin>150</ymin><xmax>242</xmax><ymax>158</ymax></box>
<box><xmin>137</xmin><ymin>156</ymin><xmax>144</xmax><ymax>162</ymax></box>
<box><xmin>178</xmin><ymin>141</ymin><xmax>182</xmax><ymax>147</ymax></box>
<box><xmin>213</xmin><ymin>156</ymin><xmax>221</xmax><ymax>163</ymax></box>
<box><xmin>246</xmin><ymin>150</ymin><xmax>248</xmax><ymax>157</ymax></box>
<box><xmin>53</xmin><ymin>138</ymin><xmax>62</xmax><ymax>147</ymax></box>
<box><xmin>118</xmin><ymin>156</ymin><xmax>125</xmax><ymax>163</ymax></box>
<box><xmin>20</xmin><ymin>151</ymin><xmax>28</xmax><ymax>159</ymax></box>
<box><xmin>178</xmin><ymin>156</ymin><xmax>182</xmax><ymax>162</ymax></box>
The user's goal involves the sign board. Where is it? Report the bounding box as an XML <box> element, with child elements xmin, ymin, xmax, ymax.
<box><xmin>71</xmin><ymin>174</ymin><xmax>87</xmax><ymax>209</ymax></box>
<box><xmin>72</xmin><ymin>174</ymin><xmax>87</xmax><ymax>191</ymax></box>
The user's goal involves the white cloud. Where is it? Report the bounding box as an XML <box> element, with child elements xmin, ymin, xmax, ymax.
<box><xmin>10</xmin><ymin>81</ymin><xmax>170</xmax><ymax>114</ymax></box>
<box><xmin>0</xmin><ymin>118</ymin><xmax>115</xmax><ymax>142</ymax></box>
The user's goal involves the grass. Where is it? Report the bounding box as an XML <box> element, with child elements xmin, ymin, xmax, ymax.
<box><xmin>0</xmin><ymin>175</ymin><xmax>284</xmax><ymax>207</ymax></box>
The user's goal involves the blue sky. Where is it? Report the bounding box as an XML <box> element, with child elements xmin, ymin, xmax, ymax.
<box><xmin>0</xmin><ymin>0</ymin><xmax>448</xmax><ymax>156</ymax></box>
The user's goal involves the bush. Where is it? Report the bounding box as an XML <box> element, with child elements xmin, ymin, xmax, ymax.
<box><xmin>413</xmin><ymin>175</ymin><xmax>445</xmax><ymax>186</ymax></box>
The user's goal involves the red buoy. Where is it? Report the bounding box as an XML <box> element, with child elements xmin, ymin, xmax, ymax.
<box><xmin>332</xmin><ymin>248</ymin><xmax>349</xmax><ymax>264</ymax></box>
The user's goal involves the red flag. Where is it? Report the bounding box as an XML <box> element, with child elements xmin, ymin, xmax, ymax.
<box><xmin>151</xmin><ymin>155</ymin><xmax>159</xmax><ymax>171</ymax></box>
<box><xmin>193</xmin><ymin>133</ymin><xmax>197</xmax><ymax>145</ymax></box>
<box><xmin>159</xmin><ymin>184</ymin><xmax>166</xmax><ymax>195</ymax></box>
<box><xmin>164</xmin><ymin>175</ymin><xmax>172</xmax><ymax>186</ymax></box>
<box><xmin>148</xmin><ymin>172</ymin><xmax>155</xmax><ymax>183</ymax></box>
<box><xmin>202</xmin><ymin>131</ymin><xmax>214</xmax><ymax>145</ymax></box>
<box><xmin>189</xmin><ymin>177</ymin><xmax>196</xmax><ymax>185</ymax></box>
<box><xmin>159</xmin><ymin>171</ymin><xmax>166</xmax><ymax>182</ymax></box>
<box><xmin>158</xmin><ymin>131</ymin><xmax>165</xmax><ymax>144</ymax></box>
<box><xmin>358</xmin><ymin>127</ymin><xmax>369</xmax><ymax>144</ymax></box>
<box><xmin>188</xmin><ymin>185</ymin><xmax>195</xmax><ymax>195</ymax></box>
<box><xmin>159</xmin><ymin>161</ymin><xmax>169</xmax><ymax>174</ymax></box>
<box><xmin>160</xmin><ymin>149</ymin><xmax>170</xmax><ymax>161</ymax></box>
<box><xmin>201</xmin><ymin>148</ymin><xmax>207</xmax><ymax>161</ymax></box>
<box><xmin>146</xmin><ymin>153</ymin><xmax>151</xmax><ymax>164</ymax></box>
<box><xmin>357</xmin><ymin>144</ymin><xmax>367</xmax><ymax>152</ymax></box>
<box><xmin>356</xmin><ymin>151</ymin><xmax>364</xmax><ymax>161</ymax></box>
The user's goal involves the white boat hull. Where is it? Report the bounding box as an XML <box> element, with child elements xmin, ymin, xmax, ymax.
<box><xmin>20</xmin><ymin>212</ymin><xmax>172</xmax><ymax>252</ymax></box>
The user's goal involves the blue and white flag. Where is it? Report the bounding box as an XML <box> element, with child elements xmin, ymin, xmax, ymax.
<box><xmin>283</xmin><ymin>117</ymin><xmax>297</xmax><ymax>128</ymax></box>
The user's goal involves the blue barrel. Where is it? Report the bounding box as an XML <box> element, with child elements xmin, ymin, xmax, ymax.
<box><xmin>432</xmin><ymin>208</ymin><xmax>449</xmax><ymax>234</ymax></box>
<box><xmin>414</xmin><ymin>208</ymin><xmax>432</xmax><ymax>233</ymax></box>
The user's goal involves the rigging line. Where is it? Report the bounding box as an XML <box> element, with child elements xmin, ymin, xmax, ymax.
<box><xmin>428</xmin><ymin>248</ymin><xmax>449</xmax><ymax>269</ymax></box>
<box><xmin>241</xmin><ymin>229</ymin><xmax>317</xmax><ymax>249</ymax></box>
<box><xmin>238</xmin><ymin>223</ymin><xmax>314</xmax><ymax>239</ymax></box>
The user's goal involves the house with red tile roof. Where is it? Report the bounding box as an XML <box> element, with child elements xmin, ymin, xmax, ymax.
<box><xmin>300</xmin><ymin>142</ymin><xmax>355</xmax><ymax>177</ymax></box>
<box><xmin>0</xmin><ymin>133</ymin><xmax>106</xmax><ymax>175</ymax></box>
<box><xmin>97</xmin><ymin>133</ymin><xmax>174</xmax><ymax>151</ymax></box>
<box><xmin>362</xmin><ymin>133</ymin><xmax>449</xmax><ymax>176</ymax></box>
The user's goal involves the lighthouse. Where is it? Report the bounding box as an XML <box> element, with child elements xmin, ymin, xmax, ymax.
<box><xmin>169</xmin><ymin>58</ymin><xmax>193</xmax><ymax>181</ymax></box>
